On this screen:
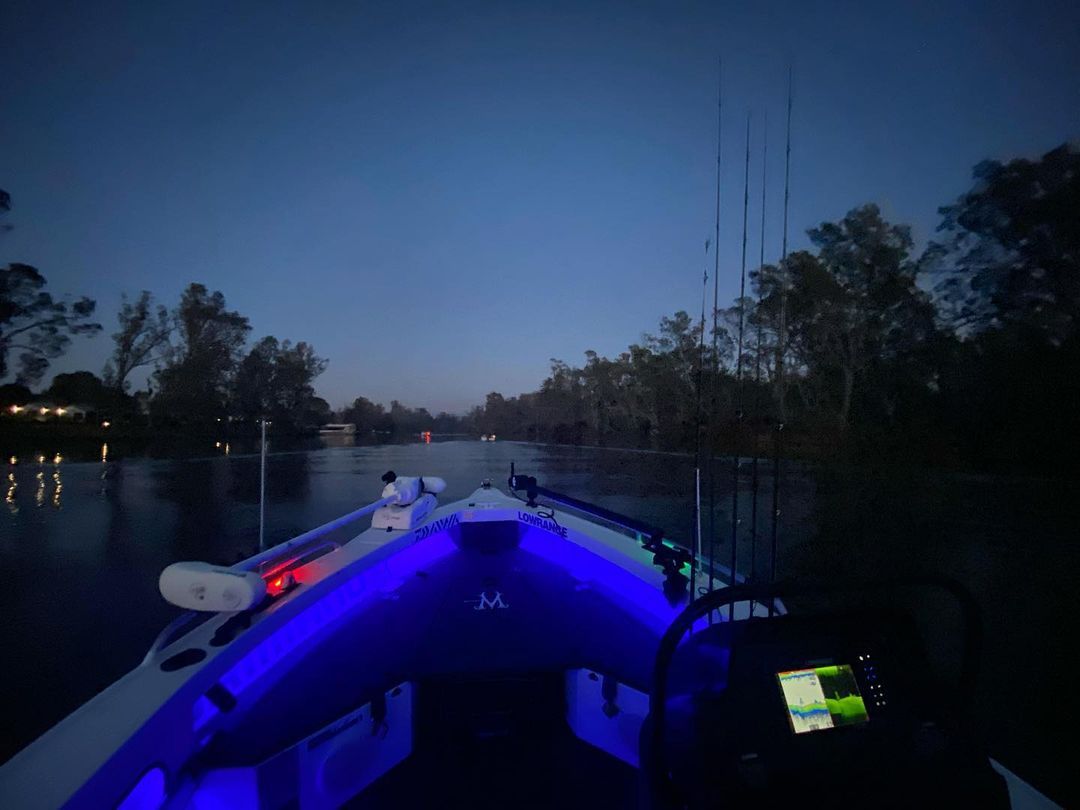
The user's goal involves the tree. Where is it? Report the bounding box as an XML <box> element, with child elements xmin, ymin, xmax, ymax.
<box><xmin>152</xmin><ymin>284</ymin><xmax>250</xmax><ymax>423</ymax></box>
<box><xmin>234</xmin><ymin>337</ymin><xmax>278</xmax><ymax>421</ymax></box>
<box><xmin>433</xmin><ymin>410</ymin><xmax>465</xmax><ymax>433</ymax></box>
<box><xmin>926</xmin><ymin>142</ymin><xmax>1080</xmax><ymax>345</ymax></box>
<box><xmin>271</xmin><ymin>341</ymin><xmax>328</xmax><ymax>422</ymax></box>
<box><xmin>0</xmin><ymin>264</ymin><xmax>101</xmax><ymax>384</ymax></box>
<box><xmin>0</xmin><ymin>188</ymin><xmax>11</xmax><ymax>235</ymax></box>
<box><xmin>636</xmin><ymin>311</ymin><xmax>705</xmax><ymax>447</ymax></box>
<box><xmin>46</xmin><ymin>371</ymin><xmax>113</xmax><ymax>410</ymax></box>
<box><xmin>389</xmin><ymin>400</ymin><xmax>434</xmax><ymax>435</ymax></box>
<box><xmin>760</xmin><ymin>207</ymin><xmax>937</xmax><ymax>438</ymax></box>
<box><xmin>922</xmin><ymin>144</ymin><xmax>1080</xmax><ymax>469</ymax></box>
<box><xmin>0</xmin><ymin>382</ymin><xmax>31</xmax><ymax>407</ymax></box>
<box><xmin>103</xmin><ymin>291</ymin><xmax>171</xmax><ymax>395</ymax></box>
<box><xmin>307</xmin><ymin>396</ymin><xmax>331</xmax><ymax>427</ymax></box>
<box><xmin>234</xmin><ymin>336</ymin><xmax>328</xmax><ymax>430</ymax></box>
<box><xmin>341</xmin><ymin>395</ymin><xmax>390</xmax><ymax>434</ymax></box>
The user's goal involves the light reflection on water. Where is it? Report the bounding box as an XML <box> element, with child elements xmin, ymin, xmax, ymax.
<box><xmin>5</xmin><ymin>470</ymin><xmax>16</xmax><ymax>514</ymax></box>
<box><xmin>3</xmin><ymin>453</ymin><xmax>68</xmax><ymax>511</ymax></box>
<box><xmin>52</xmin><ymin>465</ymin><xmax>62</xmax><ymax>509</ymax></box>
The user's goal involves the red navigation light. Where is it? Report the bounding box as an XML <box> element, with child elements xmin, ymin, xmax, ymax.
<box><xmin>266</xmin><ymin>572</ymin><xmax>293</xmax><ymax>596</ymax></box>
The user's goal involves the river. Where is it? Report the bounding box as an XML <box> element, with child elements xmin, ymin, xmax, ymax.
<box><xmin>0</xmin><ymin>438</ymin><xmax>1072</xmax><ymax>804</ymax></box>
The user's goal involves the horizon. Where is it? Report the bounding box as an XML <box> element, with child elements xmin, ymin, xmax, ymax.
<box><xmin>3</xmin><ymin>1</ymin><xmax>1078</xmax><ymax>413</ymax></box>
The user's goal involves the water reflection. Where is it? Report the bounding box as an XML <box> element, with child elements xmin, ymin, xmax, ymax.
<box><xmin>152</xmin><ymin>458</ymin><xmax>231</xmax><ymax>561</ymax></box>
<box><xmin>23</xmin><ymin>455</ymin><xmax>66</xmax><ymax>510</ymax></box>
<box><xmin>52</xmin><ymin>466</ymin><xmax>62</xmax><ymax>509</ymax></box>
<box><xmin>5</xmin><ymin>470</ymin><xmax>16</xmax><ymax>514</ymax></box>
<box><xmin>99</xmin><ymin>444</ymin><xmax>110</xmax><ymax>496</ymax></box>
<box><xmin>149</xmin><ymin>451</ymin><xmax>308</xmax><ymax>562</ymax></box>
<box><xmin>319</xmin><ymin>433</ymin><xmax>357</xmax><ymax>449</ymax></box>
<box><xmin>228</xmin><ymin>451</ymin><xmax>311</xmax><ymax>505</ymax></box>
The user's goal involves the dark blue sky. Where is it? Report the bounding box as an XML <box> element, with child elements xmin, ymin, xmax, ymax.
<box><xmin>3</xmin><ymin>1</ymin><xmax>1078</xmax><ymax>412</ymax></box>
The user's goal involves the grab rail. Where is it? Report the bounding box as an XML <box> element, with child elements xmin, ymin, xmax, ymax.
<box><xmin>142</xmin><ymin>493</ymin><xmax>397</xmax><ymax>663</ymax></box>
<box><xmin>509</xmin><ymin>463</ymin><xmax>665</xmax><ymax>542</ymax></box>
<box><xmin>508</xmin><ymin>464</ymin><xmax>696</xmax><ymax>604</ymax></box>
<box><xmin>234</xmin><ymin>495</ymin><xmax>396</xmax><ymax>573</ymax></box>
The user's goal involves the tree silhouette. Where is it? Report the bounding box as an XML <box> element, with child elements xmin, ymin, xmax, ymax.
<box><xmin>0</xmin><ymin>264</ymin><xmax>101</xmax><ymax>385</ymax></box>
<box><xmin>927</xmin><ymin>143</ymin><xmax>1080</xmax><ymax>345</ymax></box>
<box><xmin>152</xmin><ymin>284</ymin><xmax>250</xmax><ymax>423</ymax></box>
<box><xmin>103</xmin><ymin>291</ymin><xmax>172</xmax><ymax>395</ymax></box>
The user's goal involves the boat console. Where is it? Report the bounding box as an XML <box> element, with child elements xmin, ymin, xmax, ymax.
<box><xmin>644</xmin><ymin>580</ymin><xmax>1011</xmax><ymax>808</ymax></box>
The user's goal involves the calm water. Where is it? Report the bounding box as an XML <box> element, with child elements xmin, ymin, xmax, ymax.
<box><xmin>0</xmin><ymin>439</ymin><xmax>1072</xmax><ymax>804</ymax></box>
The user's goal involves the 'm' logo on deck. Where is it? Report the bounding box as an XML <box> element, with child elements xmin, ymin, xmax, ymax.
<box><xmin>466</xmin><ymin>590</ymin><xmax>510</xmax><ymax>610</ymax></box>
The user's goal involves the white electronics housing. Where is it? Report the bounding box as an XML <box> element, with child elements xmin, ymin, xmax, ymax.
<box><xmin>371</xmin><ymin>475</ymin><xmax>446</xmax><ymax>531</ymax></box>
<box><xmin>159</xmin><ymin>562</ymin><xmax>266</xmax><ymax>612</ymax></box>
<box><xmin>371</xmin><ymin>493</ymin><xmax>438</xmax><ymax>531</ymax></box>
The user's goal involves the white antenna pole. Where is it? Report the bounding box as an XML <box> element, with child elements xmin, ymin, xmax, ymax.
<box><xmin>259</xmin><ymin>419</ymin><xmax>268</xmax><ymax>551</ymax></box>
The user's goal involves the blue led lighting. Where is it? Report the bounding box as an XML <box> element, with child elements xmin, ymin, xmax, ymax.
<box><xmin>191</xmin><ymin>518</ymin><xmax>702</xmax><ymax>734</ymax></box>
<box><xmin>518</xmin><ymin>525</ymin><xmax>681</xmax><ymax>631</ymax></box>
<box><xmin>193</xmin><ymin>533</ymin><xmax>456</xmax><ymax>731</ymax></box>
<box><xmin>116</xmin><ymin>765</ymin><xmax>166</xmax><ymax>810</ymax></box>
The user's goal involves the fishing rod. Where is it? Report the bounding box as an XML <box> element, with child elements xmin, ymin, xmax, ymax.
<box><xmin>708</xmin><ymin>58</ymin><xmax>722</xmax><ymax>596</ymax></box>
<box><xmin>769</xmin><ymin>67</ymin><xmax>793</xmax><ymax>616</ymax></box>
<box><xmin>729</xmin><ymin>111</ymin><xmax>751</xmax><ymax>620</ymax></box>
<box><xmin>748</xmin><ymin>112</ymin><xmax>768</xmax><ymax>616</ymax></box>
<box><xmin>691</xmin><ymin>239</ymin><xmax>711</xmax><ymax>605</ymax></box>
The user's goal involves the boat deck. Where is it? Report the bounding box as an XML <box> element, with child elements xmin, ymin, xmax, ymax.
<box><xmin>350</xmin><ymin>672</ymin><xmax>638</xmax><ymax>809</ymax></box>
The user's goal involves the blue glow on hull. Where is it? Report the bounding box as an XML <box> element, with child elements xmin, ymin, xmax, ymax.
<box><xmin>194</xmin><ymin>533</ymin><xmax>456</xmax><ymax>731</ymax></box>
<box><xmin>518</xmin><ymin>525</ymin><xmax>681</xmax><ymax>631</ymax></box>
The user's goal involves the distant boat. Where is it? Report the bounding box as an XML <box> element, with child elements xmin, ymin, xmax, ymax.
<box><xmin>319</xmin><ymin>423</ymin><xmax>356</xmax><ymax>435</ymax></box>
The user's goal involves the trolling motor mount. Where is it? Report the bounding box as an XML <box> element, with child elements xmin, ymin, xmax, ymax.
<box><xmin>509</xmin><ymin>473</ymin><xmax>541</xmax><ymax>506</ymax></box>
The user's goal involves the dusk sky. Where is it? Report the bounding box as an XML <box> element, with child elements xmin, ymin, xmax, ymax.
<box><xmin>3</xmin><ymin>1</ymin><xmax>1078</xmax><ymax>413</ymax></box>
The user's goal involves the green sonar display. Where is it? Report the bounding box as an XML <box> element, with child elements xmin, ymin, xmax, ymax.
<box><xmin>777</xmin><ymin>664</ymin><xmax>869</xmax><ymax>734</ymax></box>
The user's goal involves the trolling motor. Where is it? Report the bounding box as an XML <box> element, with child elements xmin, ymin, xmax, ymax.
<box><xmin>508</xmin><ymin>464</ymin><xmax>691</xmax><ymax>602</ymax></box>
<box><xmin>371</xmin><ymin>470</ymin><xmax>447</xmax><ymax>531</ymax></box>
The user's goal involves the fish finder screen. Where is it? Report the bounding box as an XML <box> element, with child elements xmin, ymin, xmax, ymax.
<box><xmin>777</xmin><ymin>665</ymin><xmax>869</xmax><ymax>733</ymax></box>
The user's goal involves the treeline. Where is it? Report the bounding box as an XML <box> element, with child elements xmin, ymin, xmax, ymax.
<box><xmin>4</xmin><ymin>142</ymin><xmax>1078</xmax><ymax>466</ymax></box>
<box><xmin>146</xmin><ymin>284</ymin><xmax>328</xmax><ymax>432</ymax></box>
<box><xmin>332</xmin><ymin>397</ymin><xmax>471</xmax><ymax>437</ymax></box>
<box><xmin>462</xmin><ymin>143</ymin><xmax>1080</xmax><ymax>472</ymax></box>
<box><xmin>1</xmin><ymin>239</ymin><xmax>328</xmax><ymax>433</ymax></box>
